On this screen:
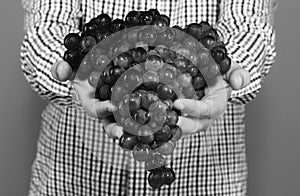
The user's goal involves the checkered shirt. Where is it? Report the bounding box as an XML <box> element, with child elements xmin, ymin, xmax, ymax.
<box><xmin>20</xmin><ymin>0</ymin><xmax>276</xmax><ymax>195</ymax></box>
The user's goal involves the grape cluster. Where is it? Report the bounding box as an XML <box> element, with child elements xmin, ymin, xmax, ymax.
<box><xmin>62</xmin><ymin>9</ymin><xmax>231</xmax><ymax>189</ymax></box>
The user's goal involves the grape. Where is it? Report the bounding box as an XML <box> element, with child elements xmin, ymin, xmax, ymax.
<box><xmin>80</xmin><ymin>36</ymin><xmax>97</xmax><ymax>53</ymax></box>
<box><xmin>63</xmin><ymin>49</ymin><xmax>82</xmax><ymax>70</ymax></box>
<box><xmin>132</xmin><ymin>143</ymin><xmax>151</xmax><ymax>162</ymax></box>
<box><xmin>139</xmin><ymin>11</ymin><xmax>154</xmax><ymax>25</ymax></box>
<box><xmin>95</xmin><ymin>13</ymin><xmax>112</xmax><ymax>29</ymax></box>
<box><xmin>159</xmin><ymin>15</ymin><xmax>170</xmax><ymax>26</ymax></box>
<box><xmin>111</xmin><ymin>19</ymin><xmax>126</xmax><ymax>33</ymax></box>
<box><xmin>219</xmin><ymin>55</ymin><xmax>231</xmax><ymax>75</ymax></box>
<box><xmin>137</xmin><ymin>125</ymin><xmax>155</xmax><ymax>144</ymax></box>
<box><xmin>64</xmin><ymin>33</ymin><xmax>81</xmax><ymax>50</ymax></box>
<box><xmin>119</xmin><ymin>132</ymin><xmax>139</xmax><ymax>151</ymax></box>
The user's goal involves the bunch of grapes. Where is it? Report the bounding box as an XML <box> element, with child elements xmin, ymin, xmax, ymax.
<box><xmin>62</xmin><ymin>9</ymin><xmax>231</xmax><ymax>189</ymax></box>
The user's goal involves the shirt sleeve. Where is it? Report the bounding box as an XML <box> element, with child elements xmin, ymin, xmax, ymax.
<box><xmin>20</xmin><ymin>0</ymin><xmax>81</xmax><ymax>106</ymax></box>
<box><xmin>214</xmin><ymin>0</ymin><xmax>277</xmax><ymax>104</ymax></box>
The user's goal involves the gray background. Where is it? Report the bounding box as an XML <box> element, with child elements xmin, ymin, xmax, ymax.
<box><xmin>0</xmin><ymin>0</ymin><xmax>299</xmax><ymax>195</ymax></box>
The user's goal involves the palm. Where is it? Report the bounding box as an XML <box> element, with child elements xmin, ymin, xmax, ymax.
<box><xmin>52</xmin><ymin>60</ymin><xmax>123</xmax><ymax>138</ymax></box>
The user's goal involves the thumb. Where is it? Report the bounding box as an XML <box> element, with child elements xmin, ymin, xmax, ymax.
<box><xmin>101</xmin><ymin>115</ymin><xmax>123</xmax><ymax>139</ymax></box>
<box><xmin>102</xmin><ymin>117</ymin><xmax>124</xmax><ymax>139</ymax></box>
<box><xmin>226</xmin><ymin>61</ymin><xmax>251</xmax><ymax>90</ymax></box>
<box><xmin>105</xmin><ymin>123</ymin><xmax>123</xmax><ymax>139</ymax></box>
<box><xmin>51</xmin><ymin>60</ymin><xmax>73</xmax><ymax>82</ymax></box>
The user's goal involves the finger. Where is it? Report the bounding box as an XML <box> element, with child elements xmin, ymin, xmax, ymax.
<box><xmin>174</xmin><ymin>98</ymin><xmax>211</xmax><ymax>118</ymax></box>
<box><xmin>174</xmin><ymin>72</ymin><xmax>231</xmax><ymax>118</ymax></box>
<box><xmin>225</xmin><ymin>61</ymin><xmax>251</xmax><ymax>90</ymax></box>
<box><xmin>177</xmin><ymin>116</ymin><xmax>212</xmax><ymax>135</ymax></box>
<box><xmin>72</xmin><ymin>79</ymin><xmax>117</xmax><ymax>119</ymax></box>
<box><xmin>104</xmin><ymin>123</ymin><xmax>123</xmax><ymax>139</ymax></box>
<box><xmin>94</xmin><ymin>100</ymin><xmax>117</xmax><ymax>119</ymax></box>
<box><xmin>83</xmin><ymin>99</ymin><xmax>117</xmax><ymax>119</ymax></box>
<box><xmin>174</xmin><ymin>91</ymin><xmax>228</xmax><ymax>119</ymax></box>
<box><xmin>51</xmin><ymin>60</ymin><xmax>73</xmax><ymax>82</ymax></box>
<box><xmin>102</xmin><ymin>117</ymin><xmax>123</xmax><ymax>139</ymax></box>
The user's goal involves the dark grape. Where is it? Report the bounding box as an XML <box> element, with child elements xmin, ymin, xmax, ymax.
<box><xmin>170</xmin><ymin>125</ymin><xmax>183</xmax><ymax>142</ymax></box>
<box><xmin>212</xmin><ymin>49</ymin><xmax>225</xmax><ymax>63</ymax></box>
<box><xmin>148</xmin><ymin>171</ymin><xmax>164</xmax><ymax>189</ymax></box>
<box><xmin>113</xmin><ymin>52</ymin><xmax>132</xmax><ymax>70</ymax></box>
<box><xmin>64</xmin><ymin>33</ymin><xmax>81</xmax><ymax>50</ymax></box>
<box><xmin>119</xmin><ymin>132</ymin><xmax>139</xmax><ymax>151</ymax></box>
<box><xmin>134</xmin><ymin>109</ymin><xmax>151</xmax><ymax>125</ymax></box>
<box><xmin>110</xmin><ymin>66</ymin><xmax>124</xmax><ymax>83</ymax></box>
<box><xmin>155</xmin><ymin>125</ymin><xmax>172</xmax><ymax>143</ymax></box>
<box><xmin>101</xmin><ymin>65</ymin><xmax>114</xmax><ymax>84</ymax></box>
<box><xmin>186</xmin><ymin>23</ymin><xmax>202</xmax><ymax>40</ymax></box>
<box><xmin>96</xmin><ymin>29</ymin><xmax>112</xmax><ymax>42</ymax></box>
<box><xmin>211</xmin><ymin>45</ymin><xmax>227</xmax><ymax>63</ymax></box>
<box><xmin>188</xmin><ymin>66</ymin><xmax>199</xmax><ymax>77</ymax></box>
<box><xmin>156</xmin><ymin>84</ymin><xmax>175</xmax><ymax>101</ymax></box>
<box><xmin>139</xmin><ymin>11</ymin><xmax>154</xmax><ymax>25</ymax></box>
<box><xmin>125</xmin><ymin>11</ymin><xmax>140</xmax><ymax>27</ymax></box>
<box><xmin>148</xmin><ymin>9</ymin><xmax>161</xmax><ymax>20</ymax></box>
<box><xmin>192</xmin><ymin>74</ymin><xmax>206</xmax><ymax>90</ymax></box>
<box><xmin>111</xmin><ymin>19</ymin><xmax>126</xmax><ymax>33</ymax></box>
<box><xmin>196</xmin><ymin>90</ymin><xmax>205</xmax><ymax>100</ymax></box>
<box><xmin>153</xmin><ymin>18</ymin><xmax>169</xmax><ymax>30</ymax></box>
<box><xmin>201</xmin><ymin>35</ymin><xmax>217</xmax><ymax>49</ymax></box>
<box><xmin>162</xmin><ymin>168</ymin><xmax>176</xmax><ymax>185</ymax></box>
<box><xmin>174</xmin><ymin>57</ymin><xmax>189</xmax><ymax>73</ymax></box>
<box><xmin>80</xmin><ymin>35</ymin><xmax>97</xmax><ymax>53</ymax></box>
<box><xmin>129</xmin><ymin>92</ymin><xmax>142</xmax><ymax>114</ymax></box>
<box><xmin>172</xmin><ymin>25</ymin><xmax>183</xmax><ymax>31</ymax></box>
<box><xmin>82</xmin><ymin>22</ymin><xmax>98</xmax><ymax>37</ymax></box>
<box><xmin>131</xmin><ymin>47</ymin><xmax>147</xmax><ymax>63</ymax></box>
<box><xmin>95</xmin><ymin>13</ymin><xmax>112</xmax><ymax>29</ymax></box>
<box><xmin>95</xmin><ymin>84</ymin><xmax>112</xmax><ymax>101</ymax></box>
<box><xmin>165</xmin><ymin>110</ymin><xmax>179</xmax><ymax>126</ymax></box>
<box><xmin>199</xmin><ymin>21</ymin><xmax>213</xmax><ymax>34</ymax></box>
<box><xmin>63</xmin><ymin>49</ymin><xmax>82</xmax><ymax>70</ymax></box>
<box><xmin>160</xmin><ymin>15</ymin><xmax>170</xmax><ymax>26</ymax></box>
<box><xmin>203</xmin><ymin>28</ymin><xmax>219</xmax><ymax>40</ymax></box>
<box><xmin>219</xmin><ymin>55</ymin><xmax>231</xmax><ymax>75</ymax></box>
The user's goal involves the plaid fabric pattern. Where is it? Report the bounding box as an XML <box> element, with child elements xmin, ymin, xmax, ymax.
<box><xmin>20</xmin><ymin>0</ymin><xmax>276</xmax><ymax>195</ymax></box>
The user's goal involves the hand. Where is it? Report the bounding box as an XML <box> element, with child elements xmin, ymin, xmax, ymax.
<box><xmin>51</xmin><ymin>60</ymin><xmax>123</xmax><ymax>139</ymax></box>
<box><xmin>174</xmin><ymin>60</ymin><xmax>250</xmax><ymax>135</ymax></box>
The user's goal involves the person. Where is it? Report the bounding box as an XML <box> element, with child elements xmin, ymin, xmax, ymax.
<box><xmin>20</xmin><ymin>0</ymin><xmax>276</xmax><ymax>195</ymax></box>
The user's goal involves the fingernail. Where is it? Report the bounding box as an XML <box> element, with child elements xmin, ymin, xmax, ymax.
<box><xmin>174</xmin><ymin>100</ymin><xmax>185</xmax><ymax>110</ymax></box>
<box><xmin>235</xmin><ymin>75</ymin><xmax>243</xmax><ymax>89</ymax></box>
<box><xmin>115</xmin><ymin>128</ymin><xmax>123</xmax><ymax>139</ymax></box>
<box><xmin>108</xmin><ymin>105</ymin><xmax>117</xmax><ymax>112</ymax></box>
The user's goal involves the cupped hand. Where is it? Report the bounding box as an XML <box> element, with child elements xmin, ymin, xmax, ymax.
<box><xmin>174</xmin><ymin>60</ymin><xmax>250</xmax><ymax>135</ymax></box>
<box><xmin>51</xmin><ymin>60</ymin><xmax>123</xmax><ymax>139</ymax></box>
